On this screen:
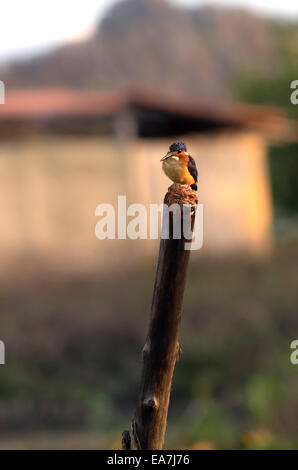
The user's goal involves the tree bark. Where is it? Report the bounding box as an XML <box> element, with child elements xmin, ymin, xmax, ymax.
<box><xmin>122</xmin><ymin>184</ymin><xmax>198</xmax><ymax>450</ymax></box>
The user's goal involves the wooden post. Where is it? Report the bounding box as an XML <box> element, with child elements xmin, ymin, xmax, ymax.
<box><xmin>122</xmin><ymin>184</ymin><xmax>198</xmax><ymax>450</ymax></box>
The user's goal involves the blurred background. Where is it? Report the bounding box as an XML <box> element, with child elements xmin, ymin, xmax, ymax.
<box><xmin>0</xmin><ymin>0</ymin><xmax>298</xmax><ymax>449</ymax></box>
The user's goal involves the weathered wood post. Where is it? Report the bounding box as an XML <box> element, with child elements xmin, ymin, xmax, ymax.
<box><xmin>122</xmin><ymin>184</ymin><xmax>198</xmax><ymax>450</ymax></box>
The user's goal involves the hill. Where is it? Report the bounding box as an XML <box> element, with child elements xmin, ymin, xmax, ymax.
<box><xmin>1</xmin><ymin>0</ymin><xmax>280</xmax><ymax>99</ymax></box>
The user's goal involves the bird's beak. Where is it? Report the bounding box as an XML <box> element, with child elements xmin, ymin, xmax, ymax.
<box><xmin>160</xmin><ymin>151</ymin><xmax>175</xmax><ymax>162</ymax></box>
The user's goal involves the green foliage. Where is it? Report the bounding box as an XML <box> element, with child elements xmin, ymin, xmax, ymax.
<box><xmin>1</xmin><ymin>245</ymin><xmax>298</xmax><ymax>448</ymax></box>
<box><xmin>245</xmin><ymin>374</ymin><xmax>287</xmax><ymax>422</ymax></box>
<box><xmin>270</xmin><ymin>145</ymin><xmax>298</xmax><ymax>217</ymax></box>
<box><xmin>184</xmin><ymin>401</ymin><xmax>239</xmax><ymax>449</ymax></box>
<box><xmin>234</xmin><ymin>22</ymin><xmax>298</xmax><ymax>218</ymax></box>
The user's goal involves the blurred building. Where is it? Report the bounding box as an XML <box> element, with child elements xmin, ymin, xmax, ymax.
<box><xmin>0</xmin><ymin>88</ymin><xmax>295</xmax><ymax>280</ymax></box>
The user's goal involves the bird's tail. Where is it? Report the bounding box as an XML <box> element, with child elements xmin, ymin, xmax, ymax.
<box><xmin>191</xmin><ymin>183</ymin><xmax>197</xmax><ymax>191</ymax></box>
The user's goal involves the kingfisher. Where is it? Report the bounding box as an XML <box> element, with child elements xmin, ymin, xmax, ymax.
<box><xmin>160</xmin><ymin>141</ymin><xmax>198</xmax><ymax>191</ymax></box>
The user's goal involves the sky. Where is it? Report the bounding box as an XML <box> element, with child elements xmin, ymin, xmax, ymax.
<box><xmin>0</xmin><ymin>0</ymin><xmax>297</xmax><ymax>63</ymax></box>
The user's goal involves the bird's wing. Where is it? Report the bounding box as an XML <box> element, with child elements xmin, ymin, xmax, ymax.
<box><xmin>187</xmin><ymin>155</ymin><xmax>198</xmax><ymax>183</ymax></box>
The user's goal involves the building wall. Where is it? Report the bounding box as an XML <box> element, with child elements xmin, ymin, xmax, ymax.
<box><xmin>0</xmin><ymin>131</ymin><xmax>272</xmax><ymax>280</ymax></box>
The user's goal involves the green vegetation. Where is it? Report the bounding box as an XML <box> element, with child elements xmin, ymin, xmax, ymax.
<box><xmin>1</xmin><ymin>241</ymin><xmax>298</xmax><ymax>449</ymax></box>
<box><xmin>234</xmin><ymin>22</ymin><xmax>298</xmax><ymax>219</ymax></box>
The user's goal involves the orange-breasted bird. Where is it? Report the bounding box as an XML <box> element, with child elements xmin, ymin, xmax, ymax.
<box><xmin>161</xmin><ymin>141</ymin><xmax>198</xmax><ymax>191</ymax></box>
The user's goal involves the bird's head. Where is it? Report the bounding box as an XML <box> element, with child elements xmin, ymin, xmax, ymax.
<box><xmin>160</xmin><ymin>141</ymin><xmax>188</xmax><ymax>161</ymax></box>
